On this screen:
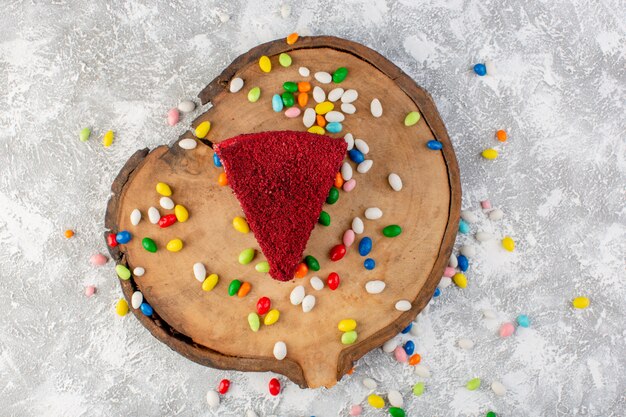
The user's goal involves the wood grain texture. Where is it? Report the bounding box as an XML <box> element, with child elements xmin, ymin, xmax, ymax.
<box><xmin>105</xmin><ymin>36</ymin><xmax>461</xmax><ymax>388</ymax></box>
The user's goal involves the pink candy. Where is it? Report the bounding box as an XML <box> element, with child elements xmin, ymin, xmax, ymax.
<box><xmin>499</xmin><ymin>322</ymin><xmax>515</xmax><ymax>338</ymax></box>
<box><xmin>167</xmin><ymin>108</ymin><xmax>179</xmax><ymax>126</ymax></box>
<box><xmin>343</xmin><ymin>229</ymin><xmax>355</xmax><ymax>247</ymax></box>
<box><xmin>443</xmin><ymin>266</ymin><xmax>455</xmax><ymax>277</ymax></box>
<box><xmin>84</xmin><ymin>285</ymin><xmax>96</xmax><ymax>297</ymax></box>
<box><xmin>394</xmin><ymin>345</ymin><xmax>408</xmax><ymax>363</ymax></box>
<box><xmin>481</xmin><ymin>200</ymin><xmax>492</xmax><ymax>210</ymax></box>
<box><xmin>90</xmin><ymin>253</ymin><xmax>108</xmax><ymax>266</ymax></box>
<box><xmin>285</xmin><ymin>107</ymin><xmax>301</xmax><ymax>118</ymax></box>
<box><xmin>349</xmin><ymin>404</ymin><xmax>362</xmax><ymax>416</ymax></box>
<box><xmin>343</xmin><ymin>179</ymin><xmax>356</xmax><ymax>192</ymax></box>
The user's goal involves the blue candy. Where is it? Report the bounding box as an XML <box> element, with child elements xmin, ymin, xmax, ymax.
<box><xmin>517</xmin><ymin>314</ymin><xmax>531</xmax><ymax>328</ymax></box>
<box><xmin>348</xmin><ymin>149</ymin><xmax>365</xmax><ymax>163</ymax></box>
<box><xmin>434</xmin><ymin>287</ymin><xmax>441</xmax><ymax>297</ymax></box>
<box><xmin>473</xmin><ymin>63</ymin><xmax>487</xmax><ymax>76</ymax></box>
<box><xmin>457</xmin><ymin>255</ymin><xmax>469</xmax><ymax>272</ymax></box>
<box><xmin>358</xmin><ymin>237</ymin><xmax>372</xmax><ymax>256</ymax></box>
<box><xmin>459</xmin><ymin>219</ymin><xmax>470</xmax><ymax>234</ymax></box>
<box><xmin>116</xmin><ymin>230</ymin><xmax>131</xmax><ymax>244</ymax></box>
<box><xmin>326</xmin><ymin>122</ymin><xmax>343</xmax><ymax>133</ymax></box>
<box><xmin>364</xmin><ymin>258</ymin><xmax>376</xmax><ymax>270</ymax></box>
<box><xmin>140</xmin><ymin>302</ymin><xmax>153</xmax><ymax>316</ymax></box>
<box><xmin>401</xmin><ymin>322</ymin><xmax>412</xmax><ymax>334</ymax></box>
<box><xmin>404</xmin><ymin>340</ymin><xmax>415</xmax><ymax>355</ymax></box>
<box><xmin>427</xmin><ymin>140</ymin><xmax>443</xmax><ymax>150</ymax></box>
<box><xmin>272</xmin><ymin>94</ymin><xmax>284</xmax><ymax>112</ymax></box>
<box><xmin>213</xmin><ymin>153</ymin><xmax>222</xmax><ymax>167</ymax></box>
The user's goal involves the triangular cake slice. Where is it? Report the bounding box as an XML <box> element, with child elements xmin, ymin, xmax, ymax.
<box><xmin>215</xmin><ymin>130</ymin><xmax>347</xmax><ymax>281</ymax></box>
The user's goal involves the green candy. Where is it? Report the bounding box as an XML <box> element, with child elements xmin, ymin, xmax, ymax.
<box><xmin>382</xmin><ymin>224</ymin><xmax>402</xmax><ymax>237</ymax></box>
<box><xmin>79</xmin><ymin>127</ymin><xmax>91</xmax><ymax>142</ymax></box>
<box><xmin>281</xmin><ymin>92</ymin><xmax>294</xmax><ymax>107</ymax></box>
<box><xmin>326</xmin><ymin>187</ymin><xmax>339</xmax><ymax>204</ymax></box>
<box><xmin>304</xmin><ymin>255</ymin><xmax>320</xmax><ymax>271</ymax></box>
<box><xmin>318</xmin><ymin>211</ymin><xmax>331</xmax><ymax>226</ymax></box>
<box><xmin>486</xmin><ymin>412</ymin><xmax>497</xmax><ymax>417</ymax></box>
<box><xmin>278</xmin><ymin>52</ymin><xmax>292</xmax><ymax>67</ymax></box>
<box><xmin>247</xmin><ymin>87</ymin><xmax>261</xmax><ymax>103</ymax></box>
<box><xmin>412</xmin><ymin>381</ymin><xmax>425</xmax><ymax>396</ymax></box>
<box><xmin>404</xmin><ymin>111</ymin><xmax>421</xmax><ymax>126</ymax></box>
<box><xmin>466</xmin><ymin>377</ymin><xmax>481</xmax><ymax>391</ymax></box>
<box><xmin>248</xmin><ymin>312</ymin><xmax>260</xmax><ymax>332</ymax></box>
<box><xmin>332</xmin><ymin>67</ymin><xmax>348</xmax><ymax>83</ymax></box>
<box><xmin>228</xmin><ymin>279</ymin><xmax>242</xmax><ymax>296</ymax></box>
<box><xmin>341</xmin><ymin>330</ymin><xmax>357</xmax><ymax>345</ymax></box>
<box><xmin>142</xmin><ymin>237</ymin><xmax>157</xmax><ymax>253</ymax></box>
<box><xmin>283</xmin><ymin>81</ymin><xmax>298</xmax><ymax>93</ymax></box>
<box><xmin>115</xmin><ymin>264</ymin><xmax>131</xmax><ymax>280</ymax></box>
<box><xmin>238</xmin><ymin>248</ymin><xmax>255</xmax><ymax>265</ymax></box>
<box><xmin>255</xmin><ymin>261</ymin><xmax>269</xmax><ymax>273</ymax></box>
<box><xmin>389</xmin><ymin>407</ymin><xmax>406</xmax><ymax>417</ymax></box>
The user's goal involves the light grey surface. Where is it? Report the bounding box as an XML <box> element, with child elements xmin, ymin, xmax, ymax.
<box><xmin>1</xmin><ymin>0</ymin><xmax>624</xmax><ymax>416</ymax></box>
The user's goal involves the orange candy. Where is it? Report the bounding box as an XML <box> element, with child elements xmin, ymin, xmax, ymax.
<box><xmin>286</xmin><ymin>32</ymin><xmax>299</xmax><ymax>45</ymax></box>
<box><xmin>496</xmin><ymin>129</ymin><xmax>507</xmax><ymax>142</ymax></box>
<box><xmin>218</xmin><ymin>172</ymin><xmax>228</xmax><ymax>186</ymax></box>
<box><xmin>238</xmin><ymin>282</ymin><xmax>251</xmax><ymax>297</ymax></box>
<box><xmin>64</xmin><ymin>229</ymin><xmax>74</xmax><ymax>238</ymax></box>
<box><xmin>294</xmin><ymin>262</ymin><xmax>308</xmax><ymax>278</ymax></box>
<box><xmin>297</xmin><ymin>92</ymin><xmax>308</xmax><ymax>107</ymax></box>
<box><xmin>408</xmin><ymin>353</ymin><xmax>421</xmax><ymax>365</ymax></box>
<box><xmin>334</xmin><ymin>172</ymin><xmax>344</xmax><ymax>188</ymax></box>
<box><xmin>346</xmin><ymin>367</ymin><xmax>355</xmax><ymax>375</ymax></box>
<box><xmin>316</xmin><ymin>115</ymin><xmax>326</xmax><ymax>128</ymax></box>
<box><xmin>297</xmin><ymin>82</ymin><xmax>311</xmax><ymax>93</ymax></box>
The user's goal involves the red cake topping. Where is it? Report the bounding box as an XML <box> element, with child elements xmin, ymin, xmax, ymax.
<box><xmin>215</xmin><ymin>130</ymin><xmax>347</xmax><ymax>281</ymax></box>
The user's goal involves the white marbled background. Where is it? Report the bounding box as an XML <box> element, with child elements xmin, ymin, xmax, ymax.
<box><xmin>0</xmin><ymin>0</ymin><xmax>624</xmax><ymax>416</ymax></box>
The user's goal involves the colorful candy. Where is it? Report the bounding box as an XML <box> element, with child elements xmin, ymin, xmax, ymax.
<box><xmin>202</xmin><ymin>274</ymin><xmax>219</xmax><ymax>291</ymax></box>
<box><xmin>272</xmin><ymin>94</ymin><xmax>284</xmax><ymax>112</ymax></box>
<box><xmin>327</xmin><ymin>272</ymin><xmax>340</xmax><ymax>290</ymax></box>
<box><xmin>473</xmin><ymin>63</ymin><xmax>487</xmax><ymax>76</ymax></box>
<box><xmin>332</xmin><ymin>67</ymin><xmax>348</xmax><ymax>83</ymax></box>
<box><xmin>458</xmin><ymin>255</ymin><xmax>469</xmax><ymax>271</ymax></box>
<box><xmin>228</xmin><ymin>279</ymin><xmax>242</xmax><ymax>296</ymax></box>
<box><xmin>285</xmin><ymin>106</ymin><xmax>301</xmax><ymax>117</ymax></box>
<box><xmin>195</xmin><ymin>121</ymin><xmax>211</xmax><ymax>139</ymax></box>
<box><xmin>237</xmin><ymin>282</ymin><xmax>251</xmax><ymax>297</ymax></box>
<box><xmin>264</xmin><ymin>309</ymin><xmax>280</xmax><ymax>325</ymax></box>
<box><xmin>409</xmin><ymin>353</ymin><xmax>421</xmax><ymax>365</ymax></box>
<box><xmin>84</xmin><ymin>285</ymin><xmax>96</xmax><ymax>297</ymax></box>
<box><xmin>142</xmin><ymin>237</ymin><xmax>157</xmax><ymax>253</ymax></box>
<box><xmin>89</xmin><ymin>253</ymin><xmax>107</xmax><ymax>266</ymax></box>
<box><xmin>248</xmin><ymin>312</ymin><xmax>260</xmax><ymax>332</ymax></box>
<box><xmin>106</xmin><ymin>233</ymin><xmax>118</xmax><ymax>247</ymax></box>
<box><xmin>326</xmin><ymin>122</ymin><xmax>342</xmax><ymax>133</ymax></box>
<box><xmin>115</xmin><ymin>264</ymin><xmax>131</xmax><ymax>280</ymax></box>
<box><xmin>286</xmin><ymin>32</ymin><xmax>299</xmax><ymax>45</ymax></box>
<box><xmin>358</xmin><ymin>237</ymin><xmax>372</xmax><ymax>256</ymax></box>
<box><xmin>499</xmin><ymin>322</ymin><xmax>515</xmax><ymax>338</ymax></box>
<box><xmin>233</xmin><ymin>216</ymin><xmax>249</xmax><ymax>233</ymax></box>
<box><xmin>343</xmin><ymin>178</ymin><xmax>357</xmax><ymax>192</ymax></box>
<box><xmin>218</xmin><ymin>379</ymin><xmax>230</xmax><ymax>394</ymax></box>
<box><xmin>496</xmin><ymin>129</ymin><xmax>507</xmax><ymax>142</ymax></box>
<box><xmin>389</xmin><ymin>407</ymin><xmax>406</xmax><ymax>417</ymax></box>
<box><xmin>238</xmin><ymin>248</ymin><xmax>256</xmax><ymax>265</ymax></box>
<box><xmin>329</xmin><ymin>244</ymin><xmax>346</xmax><ymax>261</ymax></box>
<box><xmin>458</xmin><ymin>219</ymin><xmax>470</xmax><ymax>234</ymax></box>
<box><xmin>517</xmin><ymin>314</ymin><xmax>530</xmax><ymax>327</ymax></box>
<box><xmin>404</xmin><ymin>111</ymin><xmax>421</xmax><ymax>126</ymax></box>
<box><xmin>115</xmin><ymin>298</ymin><xmax>129</xmax><ymax>316</ymax></box>
<box><xmin>259</xmin><ymin>56</ymin><xmax>271</xmax><ymax>73</ymax></box>
<box><xmin>79</xmin><ymin>127</ymin><xmax>91</xmax><ymax>142</ymax></box>
<box><xmin>326</xmin><ymin>186</ymin><xmax>339</xmax><ymax>204</ymax></box>
<box><xmin>338</xmin><ymin>319</ymin><xmax>357</xmax><ymax>332</ymax></box>
<box><xmin>501</xmin><ymin>236</ymin><xmax>515</xmax><ymax>251</ymax></box>
<box><xmin>364</xmin><ymin>258</ymin><xmax>376</xmax><ymax>270</ymax></box>
<box><xmin>412</xmin><ymin>382</ymin><xmax>425</xmax><ymax>396</ymax></box>
<box><xmin>64</xmin><ymin>229</ymin><xmax>74</xmax><ymax>238</ymax></box>
<box><xmin>427</xmin><ymin>140</ymin><xmax>443</xmax><ymax>150</ymax></box>
<box><xmin>341</xmin><ymin>330</ymin><xmax>357</xmax><ymax>345</ymax></box>
<box><xmin>255</xmin><ymin>261</ymin><xmax>269</xmax><ymax>273</ymax></box>
<box><xmin>102</xmin><ymin>130</ymin><xmax>114</xmax><ymax>147</ymax></box>
<box><xmin>116</xmin><ymin>230</ymin><xmax>131</xmax><ymax>244</ymax></box>
<box><xmin>278</xmin><ymin>53</ymin><xmax>292</xmax><ymax>67</ymax></box>
<box><xmin>367</xmin><ymin>394</ymin><xmax>384</xmax><ymax>409</ymax></box>
<box><xmin>482</xmin><ymin>148</ymin><xmax>498</xmax><ymax>160</ymax></box>
<box><xmin>453</xmin><ymin>272</ymin><xmax>467</xmax><ymax>288</ymax></box>
<box><xmin>268</xmin><ymin>378</ymin><xmax>281</xmax><ymax>396</ymax></box>
<box><xmin>572</xmin><ymin>296</ymin><xmax>590</xmax><ymax>309</ymax></box>
<box><xmin>256</xmin><ymin>297</ymin><xmax>271</xmax><ymax>315</ymax></box>
<box><xmin>166</xmin><ymin>238</ymin><xmax>183</xmax><ymax>252</ymax></box>
<box><xmin>466</xmin><ymin>377</ymin><xmax>481</xmax><ymax>390</ymax></box>
<box><xmin>403</xmin><ymin>340</ymin><xmax>415</xmax><ymax>355</ymax></box>
<box><xmin>140</xmin><ymin>302</ymin><xmax>153</xmax><ymax>316</ymax></box>
<box><xmin>394</xmin><ymin>345</ymin><xmax>407</xmax><ymax>362</ymax></box>
<box><xmin>158</xmin><ymin>214</ymin><xmax>177</xmax><ymax>228</ymax></box>
<box><xmin>382</xmin><ymin>225</ymin><xmax>402</xmax><ymax>237</ymax></box>
<box><xmin>348</xmin><ymin>149</ymin><xmax>365</xmax><ymax>164</ymax></box>
<box><xmin>294</xmin><ymin>262</ymin><xmax>308</xmax><ymax>278</ymax></box>
<box><xmin>247</xmin><ymin>87</ymin><xmax>261</xmax><ymax>102</ymax></box>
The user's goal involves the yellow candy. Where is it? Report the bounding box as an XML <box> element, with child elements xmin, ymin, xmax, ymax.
<box><xmin>115</xmin><ymin>298</ymin><xmax>129</xmax><ymax>316</ymax></box>
<box><xmin>307</xmin><ymin>126</ymin><xmax>325</xmax><ymax>135</ymax></box>
<box><xmin>166</xmin><ymin>238</ymin><xmax>183</xmax><ymax>252</ymax></box>
<box><xmin>174</xmin><ymin>204</ymin><xmax>189</xmax><ymax>222</ymax></box>
<box><xmin>337</xmin><ymin>319</ymin><xmax>357</xmax><ymax>332</ymax></box>
<box><xmin>453</xmin><ymin>272</ymin><xmax>467</xmax><ymax>288</ymax></box>
<box><xmin>156</xmin><ymin>182</ymin><xmax>172</xmax><ymax>196</ymax></box>
<box><xmin>367</xmin><ymin>394</ymin><xmax>385</xmax><ymax>409</ymax></box>
<box><xmin>572</xmin><ymin>296</ymin><xmax>590</xmax><ymax>309</ymax></box>
<box><xmin>314</xmin><ymin>101</ymin><xmax>334</xmax><ymax>115</ymax></box>
<box><xmin>482</xmin><ymin>148</ymin><xmax>498</xmax><ymax>160</ymax></box>
<box><xmin>195</xmin><ymin>121</ymin><xmax>211</xmax><ymax>139</ymax></box>
<box><xmin>259</xmin><ymin>55</ymin><xmax>271</xmax><ymax>73</ymax></box>
<box><xmin>264</xmin><ymin>309</ymin><xmax>280</xmax><ymax>325</ymax></box>
<box><xmin>233</xmin><ymin>216</ymin><xmax>250</xmax><ymax>233</ymax></box>
<box><xmin>202</xmin><ymin>274</ymin><xmax>219</xmax><ymax>292</ymax></box>
<box><xmin>502</xmin><ymin>236</ymin><xmax>515</xmax><ymax>251</ymax></box>
<box><xmin>102</xmin><ymin>130</ymin><xmax>114</xmax><ymax>147</ymax></box>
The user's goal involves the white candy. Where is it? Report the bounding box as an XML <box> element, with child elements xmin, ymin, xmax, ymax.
<box><xmin>273</xmin><ymin>341</ymin><xmax>287</xmax><ymax>360</ymax></box>
<box><xmin>298</xmin><ymin>66</ymin><xmax>310</xmax><ymax>77</ymax></box>
<box><xmin>341</xmin><ymin>103</ymin><xmax>356</xmax><ymax>114</ymax></box>
<box><xmin>133</xmin><ymin>267</ymin><xmax>145</xmax><ymax>277</ymax></box>
<box><xmin>458</xmin><ymin>338</ymin><xmax>475</xmax><ymax>350</ymax></box>
<box><xmin>409</xmin><ymin>322</ymin><xmax>420</xmax><ymax>336</ymax></box>
<box><xmin>159</xmin><ymin>197</ymin><xmax>174</xmax><ymax>210</ymax></box>
<box><xmin>354</xmin><ymin>139</ymin><xmax>369</xmax><ymax>154</ymax></box>
<box><xmin>388</xmin><ymin>173</ymin><xmax>402</xmax><ymax>191</ymax></box>
<box><xmin>382</xmin><ymin>339</ymin><xmax>399</xmax><ymax>353</ymax></box>
<box><xmin>352</xmin><ymin>217</ymin><xmax>364</xmax><ymax>234</ymax></box>
<box><xmin>178</xmin><ymin>138</ymin><xmax>197</xmax><ymax>150</ymax></box>
<box><xmin>357</xmin><ymin>160</ymin><xmax>373</xmax><ymax>173</ymax></box>
<box><xmin>387</xmin><ymin>389</ymin><xmax>404</xmax><ymax>407</ymax></box>
<box><xmin>341</xmin><ymin>162</ymin><xmax>353</xmax><ymax>181</ymax></box>
<box><xmin>491</xmin><ymin>380</ymin><xmax>507</xmax><ymax>396</ymax></box>
<box><xmin>217</xmin><ymin>12</ymin><xmax>230</xmax><ymax>23</ymax></box>
<box><xmin>280</xmin><ymin>3</ymin><xmax>291</xmax><ymax>18</ymax></box>
<box><xmin>365</xmin><ymin>207</ymin><xmax>383</xmax><ymax>220</ymax></box>
<box><xmin>130</xmin><ymin>209</ymin><xmax>141</xmax><ymax>226</ymax></box>
<box><xmin>310</xmin><ymin>276</ymin><xmax>324</xmax><ymax>291</ymax></box>
<box><xmin>131</xmin><ymin>291</ymin><xmax>143</xmax><ymax>309</ymax></box>
<box><xmin>290</xmin><ymin>285</ymin><xmax>305</xmax><ymax>305</ymax></box>
<box><xmin>148</xmin><ymin>207</ymin><xmax>160</xmax><ymax>224</ymax></box>
<box><xmin>395</xmin><ymin>300</ymin><xmax>411</xmax><ymax>311</ymax></box>
<box><xmin>344</xmin><ymin>133</ymin><xmax>354</xmax><ymax>150</ymax></box>
<box><xmin>328</xmin><ymin>88</ymin><xmax>344</xmax><ymax>102</ymax></box>
<box><xmin>178</xmin><ymin>100</ymin><xmax>195</xmax><ymax>113</ymax></box>
<box><xmin>461</xmin><ymin>210</ymin><xmax>478</xmax><ymax>223</ymax></box>
<box><xmin>370</xmin><ymin>98</ymin><xmax>383</xmax><ymax>117</ymax></box>
<box><xmin>438</xmin><ymin>277</ymin><xmax>452</xmax><ymax>289</ymax></box>
<box><xmin>489</xmin><ymin>208</ymin><xmax>504</xmax><ymax>221</ymax></box>
<box><xmin>303</xmin><ymin>108</ymin><xmax>316</xmax><ymax>127</ymax></box>
<box><xmin>246</xmin><ymin>411</ymin><xmax>258</xmax><ymax>417</ymax></box>
<box><xmin>312</xmin><ymin>86</ymin><xmax>326</xmax><ymax>103</ymax></box>
<box><xmin>485</xmin><ymin>60</ymin><xmax>497</xmax><ymax>76</ymax></box>
<box><xmin>193</xmin><ymin>263</ymin><xmax>206</xmax><ymax>282</ymax></box>
<box><xmin>365</xmin><ymin>280</ymin><xmax>385</xmax><ymax>294</ymax></box>
<box><xmin>460</xmin><ymin>244</ymin><xmax>476</xmax><ymax>257</ymax></box>
<box><xmin>229</xmin><ymin>77</ymin><xmax>244</xmax><ymax>93</ymax></box>
<box><xmin>341</xmin><ymin>89</ymin><xmax>358</xmax><ymax>103</ymax></box>
<box><xmin>302</xmin><ymin>294</ymin><xmax>316</xmax><ymax>313</ymax></box>
<box><xmin>325</xmin><ymin>111</ymin><xmax>345</xmax><ymax>123</ymax></box>
<box><xmin>363</xmin><ymin>378</ymin><xmax>377</xmax><ymax>390</ymax></box>
<box><xmin>448</xmin><ymin>253</ymin><xmax>458</xmax><ymax>268</ymax></box>
<box><xmin>483</xmin><ymin>309</ymin><xmax>497</xmax><ymax>319</ymax></box>
<box><xmin>206</xmin><ymin>390</ymin><xmax>220</xmax><ymax>408</ymax></box>
<box><xmin>476</xmin><ymin>231</ymin><xmax>494</xmax><ymax>242</ymax></box>
<box><xmin>314</xmin><ymin>71</ymin><xmax>332</xmax><ymax>84</ymax></box>
<box><xmin>414</xmin><ymin>364</ymin><xmax>431</xmax><ymax>378</ymax></box>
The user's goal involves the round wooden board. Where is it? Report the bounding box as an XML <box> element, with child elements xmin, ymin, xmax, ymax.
<box><xmin>105</xmin><ymin>36</ymin><xmax>461</xmax><ymax>388</ymax></box>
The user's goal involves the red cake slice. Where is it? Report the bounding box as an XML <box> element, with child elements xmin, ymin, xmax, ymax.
<box><xmin>215</xmin><ymin>130</ymin><xmax>347</xmax><ymax>281</ymax></box>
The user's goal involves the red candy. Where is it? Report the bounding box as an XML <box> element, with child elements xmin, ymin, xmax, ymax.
<box><xmin>269</xmin><ymin>377</ymin><xmax>281</xmax><ymax>396</ymax></box>
<box><xmin>329</xmin><ymin>244</ymin><xmax>346</xmax><ymax>261</ymax></box>
<box><xmin>256</xmin><ymin>297</ymin><xmax>271</xmax><ymax>315</ymax></box>
<box><xmin>158</xmin><ymin>214</ymin><xmax>177</xmax><ymax>228</ymax></box>
<box><xmin>218</xmin><ymin>379</ymin><xmax>230</xmax><ymax>394</ymax></box>
<box><xmin>106</xmin><ymin>233</ymin><xmax>118</xmax><ymax>247</ymax></box>
<box><xmin>327</xmin><ymin>272</ymin><xmax>340</xmax><ymax>290</ymax></box>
